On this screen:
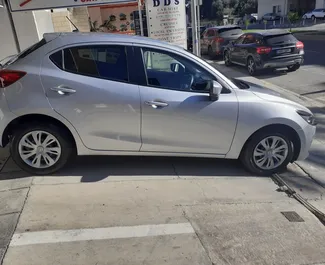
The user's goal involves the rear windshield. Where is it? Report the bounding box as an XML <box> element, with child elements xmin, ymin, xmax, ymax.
<box><xmin>218</xmin><ymin>27</ymin><xmax>243</xmax><ymax>37</ymax></box>
<box><xmin>2</xmin><ymin>38</ymin><xmax>46</xmax><ymax>67</ymax></box>
<box><xmin>264</xmin><ymin>34</ymin><xmax>297</xmax><ymax>45</ymax></box>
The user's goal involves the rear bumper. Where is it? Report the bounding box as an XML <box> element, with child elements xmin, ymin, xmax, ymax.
<box><xmin>258</xmin><ymin>56</ymin><xmax>304</xmax><ymax>69</ymax></box>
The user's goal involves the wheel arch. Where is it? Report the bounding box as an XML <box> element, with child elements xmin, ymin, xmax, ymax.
<box><xmin>2</xmin><ymin>114</ymin><xmax>77</xmax><ymax>150</ymax></box>
<box><xmin>240</xmin><ymin>124</ymin><xmax>301</xmax><ymax>162</ymax></box>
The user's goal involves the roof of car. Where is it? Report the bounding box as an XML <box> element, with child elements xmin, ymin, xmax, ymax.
<box><xmin>43</xmin><ymin>32</ymin><xmax>184</xmax><ymax>51</ymax></box>
<box><xmin>206</xmin><ymin>25</ymin><xmax>241</xmax><ymax>30</ymax></box>
<box><xmin>248</xmin><ymin>29</ymin><xmax>291</xmax><ymax>36</ymax></box>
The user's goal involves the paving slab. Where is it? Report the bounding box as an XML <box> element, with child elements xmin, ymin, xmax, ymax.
<box><xmin>185</xmin><ymin>202</ymin><xmax>325</xmax><ymax>265</ymax></box>
<box><xmin>0</xmin><ymin>174</ymin><xmax>32</xmax><ymax>192</ymax></box>
<box><xmin>16</xmin><ymin>178</ymin><xmax>285</xmax><ymax>233</ymax></box>
<box><xmin>0</xmin><ymin>189</ymin><xmax>28</xmax><ymax>215</ymax></box>
<box><xmin>3</xmin><ymin>234</ymin><xmax>211</xmax><ymax>265</ymax></box>
<box><xmin>0</xmin><ymin>213</ymin><xmax>20</xmax><ymax>264</ymax></box>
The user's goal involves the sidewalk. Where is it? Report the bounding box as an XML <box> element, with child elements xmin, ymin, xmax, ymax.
<box><xmin>209</xmin><ymin>60</ymin><xmax>325</xmax><ymax>188</ymax></box>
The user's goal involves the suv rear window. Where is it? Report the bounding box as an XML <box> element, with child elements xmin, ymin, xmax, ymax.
<box><xmin>264</xmin><ymin>34</ymin><xmax>297</xmax><ymax>45</ymax></box>
<box><xmin>218</xmin><ymin>27</ymin><xmax>243</xmax><ymax>37</ymax></box>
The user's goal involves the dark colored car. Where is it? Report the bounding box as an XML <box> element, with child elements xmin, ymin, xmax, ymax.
<box><xmin>261</xmin><ymin>13</ymin><xmax>282</xmax><ymax>21</ymax></box>
<box><xmin>223</xmin><ymin>30</ymin><xmax>304</xmax><ymax>75</ymax></box>
<box><xmin>201</xmin><ymin>26</ymin><xmax>244</xmax><ymax>59</ymax></box>
<box><xmin>187</xmin><ymin>26</ymin><xmax>207</xmax><ymax>51</ymax></box>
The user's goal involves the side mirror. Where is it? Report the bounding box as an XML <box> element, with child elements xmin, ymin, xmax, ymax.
<box><xmin>209</xmin><ymin>81</ymin><xmax>223</xmax><ymax>101</ymax></box>
<box><xmin>170</xmin><ymin>62</ymin><xmax>184</xmax><ymax>73</ymax></box>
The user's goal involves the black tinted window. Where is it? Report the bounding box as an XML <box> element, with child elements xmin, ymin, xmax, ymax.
<box><xmin>49</xmin><ymin>51</ymin><xmax>63</xmax><ymax>68</ymax></box>
<box><xmin>63</xmin><ymin>45</ymin><xmax>128</xmax><ymax>82</ymax></box>
<box><xmin>264</xmin><ymin>34</ymin><xmax>297</xmax><ymax>45</ymax></box>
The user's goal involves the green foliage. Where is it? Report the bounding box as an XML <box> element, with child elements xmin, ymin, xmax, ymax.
<box><xmin>213</xmin><ymin>0</ymin><xmax>224</xmax><ymax>23</ymax></box>
<box><xmin>287</xmin><ymin>12</ymin><xmax>300</xmax><ymax>24</ymax></box>
<box><xmin>234</xmin><ymin>0</ymin><xmax>257</xmax><ymax>17</ymax></box>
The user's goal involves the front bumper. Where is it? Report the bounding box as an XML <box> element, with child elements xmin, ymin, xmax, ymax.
<box><xmin>297</xmin><ymin>124</ymin><xmax>316</xmax><ymax>161</ymax></box>
<box><xmin>260</xmin><ymin>57</ymin><xmax>304</xmax><ymax>69</ymax></box>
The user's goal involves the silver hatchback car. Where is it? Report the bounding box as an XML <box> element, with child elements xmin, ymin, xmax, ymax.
<box><xmin>0</xmin><ymin>33</ymin><xmax>316</xmax><ymax>175</ymax></box>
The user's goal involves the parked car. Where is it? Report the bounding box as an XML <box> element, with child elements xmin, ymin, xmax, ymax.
<box><xmin>0</xmin><ymin>32</ymin><xmax>315</xmax><ymax>175</ymax></box>
<box><xmin>261</xmin><ymin>13</ymin><xmax>282</xmax><ymax>21</ymax></box>
<box><xmin>223</xmin><ymin>30</ymin><xmax>304</xmax><ymax>75</ymax></box>
<box><xmin>238</xmin><ymin>14</ymin><xmax>257</xmax><ymax>24</ymax></box>
<box><xmin>201</xmin><ymin>26</ymin><xmax>244</xmax><ymax>59</ymax></box>
<box><xmin>187</xmin><ymin>26</ymin><xmax>207</xmax><ymax>51</ymax></box>
<box><xmin>309</xmin><ymin>8</ymin><xmax>325</xmax><ymax>20</ymax></box>
<box><xmin>302</xmin><ymin>11</ymin><xmax>313</xmax><ymax>19</ymax></box>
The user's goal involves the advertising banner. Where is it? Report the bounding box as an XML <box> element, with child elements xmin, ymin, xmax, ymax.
<box><xmin>146</xmin><ymin>0</ymin><xmax>187</xmax><ymax>48</ymax></box>
<box><xmin>9</xmin><ymin>0</ymin><xmax>136</xmax><ymax>12</ymax></box>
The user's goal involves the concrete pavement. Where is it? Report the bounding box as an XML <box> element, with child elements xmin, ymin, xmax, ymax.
<box><xmin>0</xmin><ymin>154</ymin><xmax>325</xmax><ymax>265</ymax></box>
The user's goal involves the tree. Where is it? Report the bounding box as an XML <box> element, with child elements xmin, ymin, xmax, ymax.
<box><xmin>287</xmin><ymin>12</ymin><xmax>300</xmax><ymax>31</ymax></box>
<box><xmin>213</xmin><ymin>0</ymin><xmax>224</xmax><ymax>24</ymax></box>
<box><xmin>234</xmin><ymin>0</ymin><xmax>257</xmax><ymax>17</ymax></box>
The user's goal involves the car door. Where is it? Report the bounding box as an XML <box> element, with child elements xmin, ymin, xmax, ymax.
<box><xmin>41</xmin><ymin>44</ymin><xmax>141</xmax><ymax>151</ymax></box>
<box><xmin>134</xmin><ymin>46</ymin><xmax>238</xmax><ymax>155</ymax></box>
<box><xmin>239</xmin><ymin>34</ymin><xmax>256</xmax><ymax>64</ymax></box>
<box><xmin>229</xmin><ymin>34</ymin><xmax>245</xmax><ymax>63</ymax></box>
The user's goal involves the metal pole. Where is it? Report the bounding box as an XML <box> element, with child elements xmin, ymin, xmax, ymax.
<box><xmin>196</xmin><ymin>1</ymin><xmax>201</xmax><ymax>57</ymax></box>
<box><xmin>4</xmin><ymin>0</ymin><xmax>20</xmax><ymax>53</ymax></box>
<box><xmin>138</xmin><ymin>0</ymin><xmax>144</xmax><ymax>36</ymax></box>
<box><xmin>191</xmin><ymin>0</ymin><xmax>199</xmax><ymax>55</ymax></box>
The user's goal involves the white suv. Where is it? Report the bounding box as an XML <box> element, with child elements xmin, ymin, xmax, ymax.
<box><xmin>311</xmin><ymin>8</ymin><xmax>325</xmax><ymax>20</ymax></box>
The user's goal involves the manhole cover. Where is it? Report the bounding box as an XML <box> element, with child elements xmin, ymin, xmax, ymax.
<box><xmin>281</xmin><ymin>211</ymin><xmax>304</xmax><ymax>222</ymax></box>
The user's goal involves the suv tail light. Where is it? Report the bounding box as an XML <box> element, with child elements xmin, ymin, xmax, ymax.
<box><xmin>296</xmin><ymin>41</ymin><xmax>304</xmax><ymax>49</ymax></box>
<box><xmin>0</xmin><ymin>70</ymin><xmax>26</xmax><ymax>88</ymax></box>
<box><xmin>256</xmin><ymin>46</ymin><xmax>272</xmax><ymax>54</ymax></box>
<box><xmin>215</xmin><ymin>37</ymin><xmax>224</xmax><ymax>43</ymax></box>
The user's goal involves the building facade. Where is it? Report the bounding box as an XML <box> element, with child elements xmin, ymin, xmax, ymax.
<box><xmin>258</xmin><ymin>0</ymin><xmax>325</xmax><ymax>18</ymax></box>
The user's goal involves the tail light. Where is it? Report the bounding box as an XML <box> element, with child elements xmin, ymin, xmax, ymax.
<box><xmin>0</xmin><ymin>70</ymin><xmax>26</xmax><ymax>88</ymax></box>
<box><xmin>256</xmin><ymin>46</ymin><xmax>272</xmax><ymax>54</ymax></box>
<box><xmin>296</xmin><ymin>41</ymin><xmax>304</xmax><ymax>49</ymax></box>
<box><xmin>215</xmin><ymin>37</ymin><xmax>224</xmax><ymax>43</ymax></box>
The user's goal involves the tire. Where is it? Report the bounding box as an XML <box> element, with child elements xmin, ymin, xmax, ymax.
<box><xmin>10</xmin><ymin>123</ymin><xmax>76</xmax><ymax>175</ymax></box>
<box><xmin>303</xmin><ymin>15</ymin><xmax>307</xmax><ymax>19</ymax></box>
<box><xmin>312</xmin><ymin>15</ymin><xmax>315</xmax><ymax>21</ymax></box>
<box><xmin>287</xmin><ymin>64</ymin><xmax>300</xmax><ymax>72</ymax></box>
<box><xmin>208</xmin><ymin>46</ymin><xmax>215</xmax><ymax>60</ymax></box>
<box><xmin>247</xmin><ymin>57</ymin><xmax>257</xmax><ymax>76</ymax></box>
<box><xmin>224</xmin><ymin>51</ymin><xmax>232</xmax><ymax>66</ymax></box>
<box><xmin>240</xmin><ymin>130</ymin><xmax>294</xmax><ymax>175</ymax></box>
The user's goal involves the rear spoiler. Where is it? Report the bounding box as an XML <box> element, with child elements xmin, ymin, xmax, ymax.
<box><xmin>43</xmin><ymin>33</ymin><xmax>62</xmax><ymax>43</ymax></box>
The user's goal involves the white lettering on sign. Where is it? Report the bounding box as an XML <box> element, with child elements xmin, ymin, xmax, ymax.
<box><xmin>146</xmin><ymin>0</ymin><xmax>187</xmax><ymax>48</ymax></box>
<box><xmin>9</xmin><ymin>0</ymin><xmax>136</xmax><ymax>12</ymax></box>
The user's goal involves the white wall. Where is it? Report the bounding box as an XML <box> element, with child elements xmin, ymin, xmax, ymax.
<box><xmin>33</xmin><ymin>10</ymin><xmax>54</xmax><ymax>39</ymax></box>
<box><xmin>258</xmin><ymin>0</ymin><xmax>287</xmax><ymax>19</ymax></box>
<box><xmin>315</xmin><ymin>0</ymin><xmax>325</xmax><ymax>8</ymax></box>
<box><xmin>0</xmin><ymin>7</ymin><xmax>18</xmax><ymax>60</ymax></box>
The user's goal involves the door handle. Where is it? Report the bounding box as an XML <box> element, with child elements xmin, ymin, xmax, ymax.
<box><xmin>145</xmin><ymin>100</ymin><xmax>169</xmax><ymax>109</ymax></box>
<box><xmin>51</xmin><ymin>86</ymin><xmax>76</xmax><ymax>95</ymax></box>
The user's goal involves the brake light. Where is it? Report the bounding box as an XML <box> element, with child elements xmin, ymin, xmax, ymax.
<box><xmin>215</xmin><ymin>37</ymin><xmax>224</xmax><ymax>43</ymax></box>
<box><xmin>296</xmin><ymin>41</ymin><xmax>304</xmax><ymax>49</ymax></box>
<box><xmin>0</xmin><ymin>70</ymin><xmax>26</xmax><ymax>88</ymax></box>
<box><xmin>256</xmin><ymin>46</ymin><xmax>272</xmax><ymax>54</ymax></box>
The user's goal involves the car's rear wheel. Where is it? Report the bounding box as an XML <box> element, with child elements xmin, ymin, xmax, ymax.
<box><xmin>241</xmin><ymin>130</ymin><xmax>293</xmax><ymax>175</ymax></box>
<box><xmin>247</xmin><ymin>57</ymin><xmax>257</xmax><ymax>75</ymax></box>
<box><xmin>224</xmin><ymin>51</ymin><xmax>232</xmax><ymax>66</ymax></box>
<box><xmin>11</xmin><ymin>124</ymin><xmax>75</xmax><ymax>175</ymax></box>
<box><xmin>208</xmin><ymin>46</ymin><xmax>215</xmax><ymax>59</ymax></box>
<box><xmin>287</xmin><ymin>64</ymin><xmax>300</xmax><ymax>72</ymax></box>
<box><xmin>312</xmin><ymin>15</ymin><xmax>315</xmax><ymax>20</ymax></box>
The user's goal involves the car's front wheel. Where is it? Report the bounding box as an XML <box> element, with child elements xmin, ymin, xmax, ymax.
<box><xmin>11</xmin><ymin>124</ymin><xmax>75</xmax><ymax>175</ymax></box>
<box><xmin>287</xmin><ymin>64</ymin><xmax>300</xmax><ymax>72</ymax></box>
<box><xmin>241</xmin><ymin>130</ymin><xmax>294</xmax><ymax>175</ymax></box>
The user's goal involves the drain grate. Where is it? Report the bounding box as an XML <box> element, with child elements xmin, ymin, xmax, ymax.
<box><xmin>281</xmin><ymin>211</ymin><xmax>305</xmax><ymax>222</ymax></box>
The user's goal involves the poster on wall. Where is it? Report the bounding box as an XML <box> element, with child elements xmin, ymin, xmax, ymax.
<box><xmin>9</xmin><ymin>0</ymin><xmax>136</xmax><ymax>12</ymax></box>
<box><xmin>146</xmin><ymin>0</ymin><xmax>187</xmax><ymax>49</ymax></box>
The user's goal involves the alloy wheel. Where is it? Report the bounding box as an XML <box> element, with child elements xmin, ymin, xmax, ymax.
<box><xmin>18</xmin><ymin>130</ymin><xmax>62</xmax><ymax>169</ymax></box>
<box><xmin>224</xmin><ymin>52</ymin><xmax>230</xmax><ymax>66</ymax></box>
<box><xmin>253</xmin><ymin>136</ymin><xmax>289</xmax><ymax>170</ymax></box>
<box><xmin>247</xmin><ymin>59</ymin><xmax>255</xmax><ymax>75</ymax></box>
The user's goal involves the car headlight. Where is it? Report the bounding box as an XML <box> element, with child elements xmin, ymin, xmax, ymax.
<box><xmin>296</xmin><ymin>110</ymin><xmax>317</xmax><ymax>126</ymax></box>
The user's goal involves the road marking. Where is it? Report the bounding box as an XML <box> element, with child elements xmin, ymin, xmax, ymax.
<box><xmin>10</xmin><ymin>223</ymin><xmax>195</xmax><ymax>247</ymax></box>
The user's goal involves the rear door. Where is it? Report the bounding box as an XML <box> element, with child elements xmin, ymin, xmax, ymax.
<box><xmin>41</xmin><ymin>44</ymin><xmax>141</xmax><ymax>151</ymax></box>
<box><xmin>239</xmin><ymin>34</ymin><xmax>256</xmax><ymax>64</ymax></box>
<box><xmin>263</xmin><ymin>33</ymin><xmax>300</xmax><ymax>61</ymax></box>
<box><xmin>230</xmin><ymin>34</ymin><xmax>246</xmax><ymax>63</ymax></box>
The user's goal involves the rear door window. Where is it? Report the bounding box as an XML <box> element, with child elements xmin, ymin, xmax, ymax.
<box><xmin>264</xmin><ymin>34</ymin><xmax>297</xmax><ymax>45</ymax></box>
<box><xmin>50</xmin><ymin>45</ymin><xmax>129</xmax><ymax>82</ymax></box>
